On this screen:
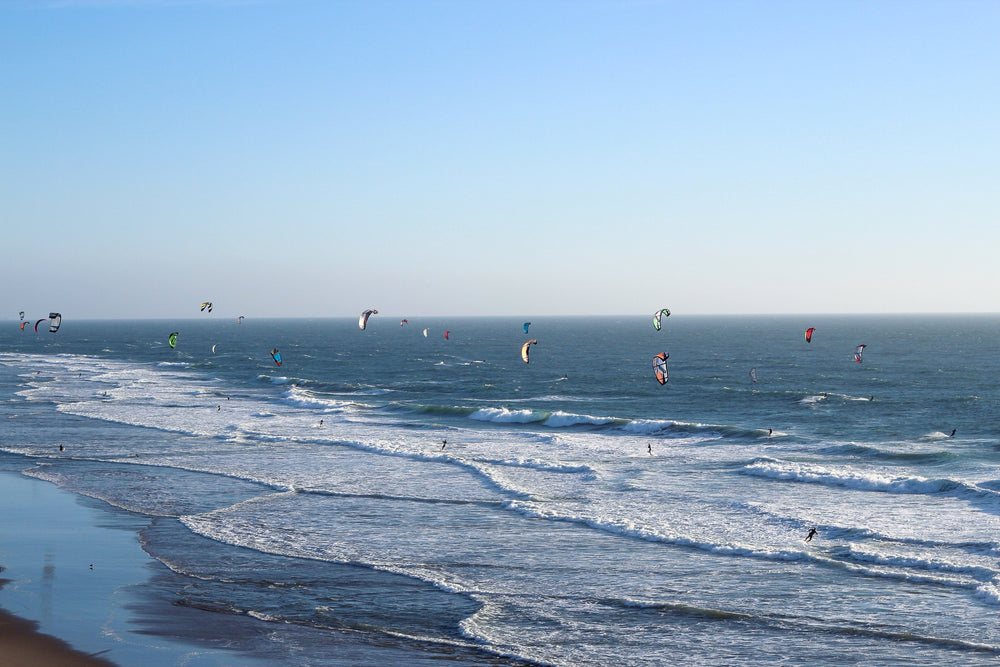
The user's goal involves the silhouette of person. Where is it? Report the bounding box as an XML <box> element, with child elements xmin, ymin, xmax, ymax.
<box><xmin>949</xmin><ymin>429</ymin><xmax>956</xmax><ymax>437</ymax></box>
<box><xmin>648</xmin><ymin>443</ymin><xmax>652</xmax><ymax>455</ymax></box>
<box><xmin>441</xmin><ymin>439</ymin><xmax>447</xmax><ymax>450</ymax></box>
<box><xmin>805</xmin><ymin>527</ymin><xmax>818</xmax><ymax>542</ymax></box>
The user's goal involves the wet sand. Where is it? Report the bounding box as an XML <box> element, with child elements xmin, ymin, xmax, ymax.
<box><xmin>0</xmin><ymin>464</ymin><xmax>272</xmax><ymax>666</ymax></box>
<box><xmin>0</xmin><ymin>604</ymin><xmax>117</xmax><ymax>666</ymax></box>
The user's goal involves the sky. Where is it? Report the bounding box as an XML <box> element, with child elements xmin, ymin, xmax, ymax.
<box><xmin>2</xmin><ymin>0</ymin><xmax>998</xmax><ymax>319</ymax></box>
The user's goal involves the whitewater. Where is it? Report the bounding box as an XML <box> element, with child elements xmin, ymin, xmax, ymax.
<box><xmin>1</xmin><ymin>314</ymin><xmax>999</xmax><ymax>665</ymax></box>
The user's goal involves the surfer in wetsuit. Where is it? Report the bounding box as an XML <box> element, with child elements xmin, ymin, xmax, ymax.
<box><xmin>949</xmin><ymin>429</ymin><xmax>956</xmax><ymax>437</ymax></box>
<box><xmin>441</xmin><ymin>439</ymin><xmax>447</xmax><ymax>450</ymax></box>
<box><xmin>805</xmin><ymin>527</ymin><xmax>818</xmax><ymax>542</ymax></box>
<box><xmin>648</xmin><ymin>444</ymin><xmax>652</xmax><ymax>455</ymax></box>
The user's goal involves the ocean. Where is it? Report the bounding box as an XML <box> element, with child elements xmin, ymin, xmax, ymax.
<box><xmin>1</xmin><ymin>314</ymin><xmax>999</xmax><ymax>665</ymax></box>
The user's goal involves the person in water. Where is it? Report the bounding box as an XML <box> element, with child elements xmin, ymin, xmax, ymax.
<box><xmin>648</xmin><ymin>443</ymin><xmax>652</xmax><ymax>455</ymax></box>
<box><xmin>949</xmin><ymin>429</ymin><xmax>956</xmax><ymax>437</ymax></box>
<box><xmin>805</xmin><ymin>527</ymin><xmax>818</xmax><ymax>542</ymax></box>
<box><xmin>441</xmin><ymin>439</ymin><xmax>447</xmax><ymax>450</ymax></box>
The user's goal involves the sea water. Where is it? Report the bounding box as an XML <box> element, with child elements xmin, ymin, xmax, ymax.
<box><xmin>1</xmin><ymin>315</ymin><xmax>999</xmax><ymax>665</ymax></box>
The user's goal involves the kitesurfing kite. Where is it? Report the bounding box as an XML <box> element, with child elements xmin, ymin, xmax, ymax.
<box><xmin>20</xmin><ymin>322</ymin><xmax>28</xmax><ymax>331</ymax></box>
<box><xmin>34</xmin><ymin>318</ymin><xmax>48</xmax><ymax>333</ymax></box>
<box><xmin>444</xmin><ymin>330</ymin><xmax>451</xmax><ymax>340</ymax></box>
<box><xmin>400</xmin><ymin>319</ymin><xmax>408</xmax><ymax>327</ymax></box>
<box><xmin>653</xmin><ymin>352</ymin><xmax>669</xmax><ymax>385</ymax></box>
<box><xmin>238</xmin><ymin>316</ymin><xmax>245</xmax><ymax>324</ymax></box>
<box><xmin>270</xmin><ymin>348</ymin><xmax>282</xmax><ymax>367</ymax></box>
<box><xmin>854</xmin><ymin>344</ymin><xmax>867</xmax><ymax>363</ymax></box>
<box><xmin>359</xmin><ymin>309</ymin><xmax>377</xmax><ymax>330</ymax></box>
<box><xmin>749</xmin><ymin>367</ymin><xmax>758</xmax><ymax>383</ymax></box>
<box><xmin>19</xmin><ymin>311</ymin><xmax>24</xmax><ymax>320</ymax></box>
<box><xmin>523</xmin><ymin>322</ymin><xmax>531</xmax><ymax>334</ymax></box>
<box><xmin>422</xmin><ymin>328</ymin><xmax>429</xmax><ymax>338</ymax></box>
<box><xmin>521</xmin><ymin>339</ymin><xmax>538</xmax><ymax>364</ymax></box>
<box><xmin>168</xmin><ymin>332</ymin><xmax>179</xmax><ymax>349</ymax></box>
<box><xmin>48</xmin><ymin>313</ymin><xmax>62</xmax><ymax>333</ymax></box>
<box><xmin>212</xmin><ymin>344</ymin><xmax>218</xmax><ymax>354</ymax></box>
<box><xmin>805</xmin><ymin>327</ymin><xmax>816</xmax><ymax>343</ymax></box>
<box><xmin>201</xmin><ymin>302</ymin><xmax>213</xmax><ymax>313</ymax></box>
<box><xmin>653</xmin><ymin>308</ymin><xmax>671</xmax><ymax>331</ymax></box>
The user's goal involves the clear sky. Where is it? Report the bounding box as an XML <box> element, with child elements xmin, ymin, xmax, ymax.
<box><xmin>2</xmin><ymin>0</ymin><xmax>998</xmax><ymax>319</ymax></box>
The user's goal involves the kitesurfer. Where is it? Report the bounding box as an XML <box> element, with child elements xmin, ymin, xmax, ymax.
<box><xmin>648</xmin><ymin>444</ymin><xmax>652</xmax><ymax>455</ymax></box>
<box><xmin>319</xmin><ymin>419</ymin><xmax>324</xmax><ymax>426</ymax></box>
<box><xmin>768</xmin><ymin>428</ymin><xmax>773</xmax><ymax>437</ymax></box>
<box><xmin>441</xmin><ymin>439</ymin><xmax>447</xmax><ymax>450</ymax></box>
<box><xmin>950</xmin><ymin>429</ymin><xmax>956</xmax><ymax>437</ymax></box>
<box><xmin>805</xmin><ymin>527</ymin><xmax>818</xmax><ymax>542</ymax></box>
<box><xmin>59</xmin><ymin>444</ymin><xmax>64</xmax><ymax>452</ymax></box>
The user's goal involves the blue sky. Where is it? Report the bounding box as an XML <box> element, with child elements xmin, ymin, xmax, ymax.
<box><xmin>2</xmin><ymin>0</ymin><xmax>998</xmax><ymax>319</ymax></box>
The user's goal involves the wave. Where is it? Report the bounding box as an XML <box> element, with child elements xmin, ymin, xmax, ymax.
<box><xmin>833</xmin><ymin>544</ymin><xmax>998</xmax><ymax>581</ymax></box>
<box><xmin>291</xmin><ymin>487</ymin><xmax>506</xmax><ymax>508</ymax></box>
<box><xmin>817</xmin><ymin>443</ymin><xmax>959</xmax><ymax>465</ymax></box>
<box><xmin>282</xmin><ymin>386</ymin><xmax>363</xmax><ymax>411</ymax></box>
<box><xmin>469</xmin><ymin>407</ymin><xmax>623</xmax><ymax>429</ymax></box>
<box><xmin>799</xmin><ymin>392</ymin><xmax>873</xmax><ymax>405</ymax></box>
<box><xmin>500</xmin><ymin>498</ymin><xmax>1000</xmax><ymax>598</ymax></box>
<box><xmin>257</xmin><ymin>374</ymin><xmax>394</xmax><ymax>397</ymax></box>
<box><xmin>407</xmin><ymin>402</ymin><xmax>759</xmax><ymax>440</ymax></box>
<box><xmin>469</xmin><ymin>407</ymin><xmax>545</xmax><ymax>424</ymax></box>
<box><xmin>258</xmin><ymin>374</ymin><xmax>295</xmax><ymax>384</ymax></box>
<box><xmin>621</xmin><ymin>597</ymin><xmax>1000</xmax><ymax>651</ymax></box>
<box><xmin>623</xmin><ymin>419</ymin><xmax>731</xmax><ymax>439</ymax></box>
<box><xmin>741</xmin><ymin>459</ymin><xmax>999</xmax><ymax>501</ymax></box>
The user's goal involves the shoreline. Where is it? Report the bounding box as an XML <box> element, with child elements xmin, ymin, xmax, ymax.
<box><xmin>0</xmin><ymin>461</ymin><xmax>275</xmax><ymax>666</ymax></box>
<box><xmin>0</xmin><ymin>602</ymin><xmax>117</xmax><ymax>666</ymax></box>
<box><xmin>0</xmin><ymin>462</ymin><xmax>154</xmax><ymax>664</ymax></box>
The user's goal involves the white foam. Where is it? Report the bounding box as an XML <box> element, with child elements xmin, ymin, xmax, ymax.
<box><xmin>742</xmin><ymin>459</ymin><xmax>986</xmax><ymax>498</ymax></box>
